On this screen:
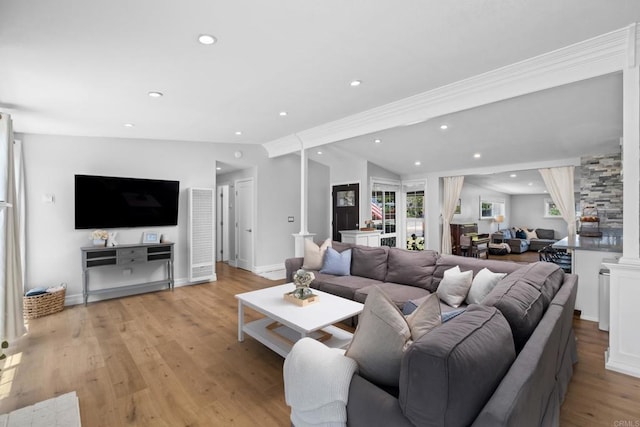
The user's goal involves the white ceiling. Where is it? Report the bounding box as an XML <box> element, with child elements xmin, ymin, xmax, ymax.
<box><xmin>1</xmin><ymin>1</ymin><xmax>637</xmax><ymax>191</ymax></box>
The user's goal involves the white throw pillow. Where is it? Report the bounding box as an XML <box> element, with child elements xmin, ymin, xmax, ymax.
<box><xmin>301</xmin><ymin>238</ymin><xmax>331</xmax><ymax>270</ymax></box>
<box><xmin>524</xmin><ymin>229</ymin><xmax>538</xmax><ymax>240</ymax></box>
<box><xmin>345</xmin><ymin>288</ymin><xmax>441</xmax><ymax>387</ymax></box>
<box><xmin>466</xmin><ymin>268</ymin><xmax>507</xmax><ymax>305</ymax></box>
<box><xmin>436</xmin><ymin>266</ymin><xmax>473</xmax><ymax>308</ymax></box>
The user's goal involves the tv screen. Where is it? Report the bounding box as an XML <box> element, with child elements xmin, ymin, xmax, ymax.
<box><xmin>75</xmin><ymin>175</ymin><xmax>180</xmax><ymax>229</ymax></box>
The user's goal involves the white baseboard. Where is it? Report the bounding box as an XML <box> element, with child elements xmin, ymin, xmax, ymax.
<box><xmin>63</xmin><ymin>275</ymin><xmax>216</xmax><ymax>306</ymax></box>
<box><xmin>254</xmin><ymin>263</ymin><xmax>285</xmax><ymax>274</ymax></box>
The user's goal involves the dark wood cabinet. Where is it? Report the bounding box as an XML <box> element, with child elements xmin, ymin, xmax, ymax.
<box><xmin>450</xmin><ymin>223</ymin><xmax>478</xmax><ymax>255</ymax></box>
<box><xmin>450</xmin><ymin>223</ymin><xmax>490</xmax><ymax>258</ymax></box>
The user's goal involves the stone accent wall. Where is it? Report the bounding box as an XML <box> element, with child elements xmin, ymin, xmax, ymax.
<box><xmin>580</xmin><ymin>152</ymin><xmax>622</xmax><ymax>228</ymax></box>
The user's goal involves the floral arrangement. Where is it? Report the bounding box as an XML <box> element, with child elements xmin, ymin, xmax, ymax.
<box><xmin>407</xmin><ymin>233</ymin><xmax>425</xmax><ymax>251</ymax></box>
<box><xmin>91</xmin><ymin>229</ymin><xmax>108</xmax><ymax>240</ymax></box>
<box><xmin>293</xmin><ymin>269</ymin><xmax>315</xmax><ymax>299</ymax></box>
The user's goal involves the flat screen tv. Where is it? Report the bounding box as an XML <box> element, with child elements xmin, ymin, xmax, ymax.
<box><xmin>75</xmin><ymin>175</ymin><xmax>180</xmax><ymax>229</ymax></box>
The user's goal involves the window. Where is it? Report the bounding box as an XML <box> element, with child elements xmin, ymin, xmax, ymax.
<box><xmin>406</xmin><ymin>190</ymin><xmax>424</xmax><ymax>250</ymax></box>
<box><xmin>479</xmin><ymin>198</ymin><xmax>505</xmax><ymax>220</ymax></box>
<box><xmin>372</xmin><ymin>189</ymin><xmax>396</xmax><ymax>247</ymax></box>
<box><xmin>544</xmin><ymin>199</ymin><xmax>562</xmax><ymax>218</ymax></box>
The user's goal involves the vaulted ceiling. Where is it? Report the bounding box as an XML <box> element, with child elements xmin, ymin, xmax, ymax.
<box><xmin>1</xmin><ymin>1</ymin><xmax>638</xmax><ymax>192</ymax></box>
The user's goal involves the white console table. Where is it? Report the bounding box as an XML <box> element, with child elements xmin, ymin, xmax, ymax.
<box><xmin>81</xmin><ymin>243</ymin><xmax>174</xmax><ymax>305</ymax></box>
<box><xmin>339</xmin><ymin>230</ymin><xmax>382</xmax><ymax>247</ymax></box>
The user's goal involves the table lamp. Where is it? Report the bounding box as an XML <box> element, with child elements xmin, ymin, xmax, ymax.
<box><xmin>494</xmin><ymin>215</ymin><xmax>504</xmax><ymax>230</ymax></box>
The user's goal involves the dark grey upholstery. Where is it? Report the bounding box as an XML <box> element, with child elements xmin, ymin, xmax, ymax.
<box><xmin>284</xmin><ymin>246</ymin><xmax>579</xmax><ymax>427</ymax></box>
<box><xmin>353</xmin><ymin>282</ymin><xmax>430</xmax><ymax>308</ymax></box>
<box><xmin>385</xmin><ymin>247</ymin><xmax>438</xmax><ymax>289</ymax></box>
<box><xmin>482</xmin><ymin>262</ymin><xmax>564</xmax><ymax>352</ymax></box>
<box><xmin>399</xmin><ymin>305</ymin><xmax>515</xmax><ymax>427</ymax></box>
<box><xmin>432</xmin><ymin>254</ymin><xmax>523</xmax><ymax>289</ymax></box>
<box><xmin>351</xmin><ymin>245</ymin><xmax>389</xmax><ymax>281</ymax></box>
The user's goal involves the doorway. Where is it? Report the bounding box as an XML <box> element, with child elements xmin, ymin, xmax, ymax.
<box><xmin>216</xmin><ymin>185</ymin><xmax>230</xmax><ymax>262</ymax></box>
<box><xmin>235</xmin><ymin>178</ymin><xmax>254</xmax><ymax>271</ymax></box>
<box><xmin>332</xmin><ymin>183</ymin><xmax>359</xmax><ymax>241</ymax></box>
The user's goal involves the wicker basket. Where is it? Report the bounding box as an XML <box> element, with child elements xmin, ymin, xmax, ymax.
<box><xmin>23</xmin><ymin>286</ymin><xmax>66</xmax><ymax>320</ymax></box>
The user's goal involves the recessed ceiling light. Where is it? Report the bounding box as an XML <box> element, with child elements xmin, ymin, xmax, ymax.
<box><xmin>148</xmin><ymin>91</ymin><xmax>163</xmax><ymax>98</ymax></box>
<box><xmin>374</xmin><ymin>138</ymin><xmax>381</xmax><ymax>144</ymax></box>
<box><xmin>279</xmin><ymin>111</ymin><xmax>288</xmax><ymax>116</ymax></box>
<box><xmin>198</xmin><ymin>34</ymin><xmax>217</xmax><ymax>45</ymax></box>
<box><xmin>473</xmin><ymin>153</ymin><xmax>481</xmax><ymax>158</ymax></box>
<box><xmin>350</xmin><ymin>80</ymin><xmax>362</xmax><ymax>87</ymax></box>
<box><xmin>123</xmin><ymin>123</ymin><xmax>134</xmax><ymax>128</ymax></box>
<box><xmin>317</xmin><ymin>151</ymin><xmax>323</xmax><ymax>155</ymax></box>
<box><xmin>510</xmin><ymin>174</ymin><xmax>517</xmax><ymax>178</ymax></box>
<box><xmin>216</xmin><ymin>167</ymin><xmax>222</xmax><ymax>171</ymax></box>
<box><xmin>235</xmin><ymin>131</ymin><xmax>242</xmax><ymax>135</ymax></box>
<box><xmin>414</xmin><ymin>161</ymin><xmax>421</xmax><ymax>166</ymax></box>
<box><xmin>440</xmin><ymin>124</ymin><xmax>449</xmax><ymax>130</ymax></box>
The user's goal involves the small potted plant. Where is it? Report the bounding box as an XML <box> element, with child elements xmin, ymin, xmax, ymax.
<box><xmin>91</xmin><ymin>229</ymin><xmax>108</xmax><ymax>246</ymax></box>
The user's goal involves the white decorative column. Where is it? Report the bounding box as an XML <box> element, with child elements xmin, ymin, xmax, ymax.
<box><xmin>606</xmin><ymin>24</ymin><xmax>640</xmax><ymax>378</ymax></box>
<box><xmin>292</xmin><ymin>146</ymin><xmax>315</xmax><ymax>256</ymax></box>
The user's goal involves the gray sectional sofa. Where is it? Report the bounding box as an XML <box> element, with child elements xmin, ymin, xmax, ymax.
<box><xmin>496</xmin><ymin>228</ymin><xmax>559</xmax><ymax>254</ymax></box>
<box><xmin>284</xmin><ymin>242</ymin><xmax>578</xmax><ymax>426</ymax></box>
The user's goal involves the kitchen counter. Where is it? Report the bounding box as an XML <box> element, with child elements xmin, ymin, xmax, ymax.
<box><xmin>553</xmin><ymin>234</ymin><xmax>622</xmax><ymax>252</ymax></box>
<box><xmin>553</xmin><ymin>231</ymin><xmax>622</xmax><ymax>322</ymax></box>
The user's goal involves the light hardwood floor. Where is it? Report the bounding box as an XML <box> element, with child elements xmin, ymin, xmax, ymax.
<box><xmin>0</xmin><ymin>262</ymin><xmax>638</xmax><ymax>426</ymax></box>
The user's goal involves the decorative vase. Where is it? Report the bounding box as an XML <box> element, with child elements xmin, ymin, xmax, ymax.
<box><xmin>293</xmin><ymin>269</ymin><xmax>315</xmax><ymax>299</ymax></box>
<box><xmin>93</xmin><ymin>239</ymin><xmax>106</xmax><ymax>247</ymax></box>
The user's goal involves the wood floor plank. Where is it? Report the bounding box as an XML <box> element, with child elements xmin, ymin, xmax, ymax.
<box><xmin>0</xmin><ymin>262</ymin><xmax>638</xmax><ymax>426</ymax></box>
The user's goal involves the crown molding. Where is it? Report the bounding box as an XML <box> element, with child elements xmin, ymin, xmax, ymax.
<box><xmin>263</xmin><ymin>24</ymin><xmax>634</xmax><ymax>158</ymax></box>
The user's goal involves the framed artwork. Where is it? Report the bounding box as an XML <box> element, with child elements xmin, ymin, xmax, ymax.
<box><xmin>454</xmin><ymin>198</ymin><xmax>461</xmax><ymax>215</ymax></box>
<box><xmin>142</xmin><ymin>231</ymin><xmax>160</xmax><ymax>244</ymax></box>
<box><xmin>544</xmin><ymin>199</ymin><xmax>562</xmax><ymax>218</ymax></box>
<box><xmin>337</xmin><ymin>190</ymin><xmax>355</xmax><ymax>207</ymax></box>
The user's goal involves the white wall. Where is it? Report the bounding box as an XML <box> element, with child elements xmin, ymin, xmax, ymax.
<box><xmin>21</xmin><ymin>133</ymin><xmax>311</xmax><ymax>304</ymax></box>
<box><xmin>511</xmin><ymin>194</ymin><xmax>568</xmax><ymax>238</ymax></box>
<box><xmin>454</xmin><ymin>183</ymin><xmax>512</xmax><ymax>235</ymax></box>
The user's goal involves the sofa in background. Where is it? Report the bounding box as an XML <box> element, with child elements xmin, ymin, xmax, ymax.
<box><xmin>284</xmin><ymin>242</ymin><xmax>578</xmax><ymax>426</ymax></box>
<box><xmin>495</xmin><ymin>228</ymin><xmax>559</xmax><ymax>254</ymax></box>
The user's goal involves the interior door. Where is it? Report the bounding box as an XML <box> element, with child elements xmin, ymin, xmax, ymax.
<box><xmin>332</xmin><ymin>183</ymin><xmax>359</xmax><ymax>241</ymax></box>
<box><xmin>235</xmin><ymin>179</ymin><xmax>254</xmax><ymax>271</ymax></box>
<box><xmin>216</xmin><ymin>185</ymin><xmax>230</xmax><ymax>262</ymax></box>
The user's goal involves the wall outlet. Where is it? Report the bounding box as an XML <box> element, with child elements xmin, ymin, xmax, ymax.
<box><xmin>288</xmin><ymin>216</ymin><xmax>294</xmax><ymax>222</ymax></box>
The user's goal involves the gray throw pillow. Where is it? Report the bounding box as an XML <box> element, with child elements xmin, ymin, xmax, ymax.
<box><xmin>351</xmin><ymin>246</ymin><xmax>389</xmax><ymax>281</ymax></box>
<box><xmin>385</xmin><ymin>248</ymin><xmax>438</xmax><ymax>289</ymax></box>
<box><xmin>346</xmin><ymin>287</ymin><xmax>441</xmax><ymax>387</ymax></box>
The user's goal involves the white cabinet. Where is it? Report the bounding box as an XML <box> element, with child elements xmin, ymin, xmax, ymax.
<box><xmin>339</xmin><ymin>230</ymin><xmax>382</xmax><ymax>247</ymax></box>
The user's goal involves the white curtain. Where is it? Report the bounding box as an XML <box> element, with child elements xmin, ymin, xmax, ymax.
<box><xmin>0</xmin><ymin>113</ymin><xmax>26</xmax><ymax>341</ymax></box>
<box><xmin>539</xmin><ymin>166</ymin><xmax>577</xmax><ymax>238</ymax></box>
<box><xmin>441</xmin><ymin>176</ymin><xmax>465</xmax><ymax>254</ymax></box>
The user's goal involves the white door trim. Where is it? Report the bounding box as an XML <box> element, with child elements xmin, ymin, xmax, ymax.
<box><xmin>235</xmin><ymin>178</ymin><xmax>255</xmax><ymax>272</ymax></box>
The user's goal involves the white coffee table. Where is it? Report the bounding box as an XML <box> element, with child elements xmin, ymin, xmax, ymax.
<box><xmin>236</xmin><ymin>283</ymin><xmax>364</xmax><ymax>357</ymax></box>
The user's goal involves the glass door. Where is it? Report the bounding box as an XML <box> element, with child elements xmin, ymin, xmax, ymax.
<box><xmin>371</xmin><ymin>190</ymin><xmax>396</xmax><ymax>247</ymax></box>
<box><xmin>405</xmin><ymin>190</ymin><xmax>425</xmax><ymax>250</ymax></box>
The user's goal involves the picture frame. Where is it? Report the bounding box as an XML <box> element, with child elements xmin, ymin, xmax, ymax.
<box><xmin>142</xmin><ymin>231</ymin><xmax>160</xmax><ymax>244</ymax></box>
<box><xmin>454</xmin><ymin>198</ymin><xmax>461</xmax><ymax>215</ymax></box>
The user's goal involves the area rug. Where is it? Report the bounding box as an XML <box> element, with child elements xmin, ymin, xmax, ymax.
<box><xmin>0</xmin><ymin>391</ymin><xmax>81</xmax><ymax>426</ymax></box>
<box><xmin>259</xmin><ymin>269</ymin><xmax>287</xmax><ymax>280</ymax></box>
